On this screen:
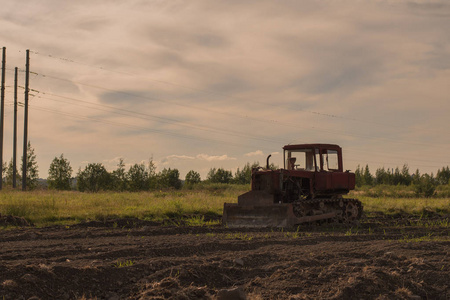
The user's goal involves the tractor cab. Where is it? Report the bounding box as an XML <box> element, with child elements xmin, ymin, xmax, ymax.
<box><xmin>283</xmin><ymin>144</ymin><xmax>343</xmax><ymax>172</ymax></box>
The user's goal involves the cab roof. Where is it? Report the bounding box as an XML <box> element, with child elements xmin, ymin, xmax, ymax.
<box><xmin>283</xmin><ymin>143</ymin><xmax>342</xmax><ymax>151</ymax></box>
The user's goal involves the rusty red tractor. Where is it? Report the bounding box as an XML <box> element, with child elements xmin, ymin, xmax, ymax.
<box><xmin>223</xmin><ymin>144</ymin><xmax>362</xmax><ymax>227</ymax></box>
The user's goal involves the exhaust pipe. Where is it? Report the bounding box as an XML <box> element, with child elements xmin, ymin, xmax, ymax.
<box><xmin>266</xmin><ymin>154</ymin><xmax>272</xmax><ymax>169</ymax></box>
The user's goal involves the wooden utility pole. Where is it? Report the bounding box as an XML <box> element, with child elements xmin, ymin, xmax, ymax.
<box><xmin>22</xmin><ymin>50</ymin><xmax>29</xmax><ymax>191</ymax></box>
<box><xmin>13</xmin><ymin>67</ymin><xmax>18</xmax><ymax>188</ymax></box>
<box><xmin>0</xmin><ymin>47</ymin><xmax>5</xmax><ymax>190</ymax></box>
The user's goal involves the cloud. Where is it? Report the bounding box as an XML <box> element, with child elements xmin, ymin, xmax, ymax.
<box><xmin>196</xmin><ymin>154</ymin><xmax>236</xmax><ymax>161</ymax></box>
<box><xmin>245</xmin><ymin>150</ymin><xmax>264</xmax><ymax>157</ymax></box>
<box><xmin>159</xmin><ymin>153</ymin><xmax>236</xmax><ymax>170</ymax></box>
<box><xmin>163</xmin><ymin>155</ymin><xmax>195</xmax><ymax>163</ymax></box>
<box><xmin>102</xmin><ymin>157</ymin><xmax>125</xmax><ymax>165</ymax></box>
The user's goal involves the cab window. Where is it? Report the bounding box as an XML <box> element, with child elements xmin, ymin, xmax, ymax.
<box><xmin>286</xmin><ymin>149</ymin><xmax>315</xmax><ymax>171</ymax></box>
<box><xmin>324</xmin><ymin>150</ymin><xmax>339</xmax><ymax>171</ymax></box>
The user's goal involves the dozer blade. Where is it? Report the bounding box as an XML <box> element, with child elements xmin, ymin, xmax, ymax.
<box><xmin>223</xmin><ymin>203</ymin><xmax>293</xmax><ymax>228</ymax></box>
<box><xmin>223</xmin><ymin>203</ymin><xmax>336</xmax><ymax>228</ymax></box>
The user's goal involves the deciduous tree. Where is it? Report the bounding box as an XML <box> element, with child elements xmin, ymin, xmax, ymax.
<box><xmin>234</xmin><ymin>162</ymin><xmax>259</xmax><ymax>184</ymax></box>
<box><xmin>77</xmin><ymin>163</ymin><xmax>111</xmax><ymax>192</ymax></box>
<box><xmin>157</xmin><ymin>168</ymin><xmax>182</xmax><ymax>189</ymax></box>
<box><xmin>414</xmin><ymin>174</ymin><xmax>437</xmax><ymax>197</ymax></box>
<box><xmin>436</xmin><ymin>166</ymin><xmax>450</xmax><ymax>185</ymax></box>
<box><xmin>21</xmin><ymin>142</ymin><xmax>39</xmax><ymax>190</ymax></box>
<box><xmin>148</xmin><ymin>157</ymin><xmax>157</xmax><ymax>189</ymax></box>
<box><xmin>127</xmin><ymin>163</ymin><xmax>149</xmax><ymax>191</ymax></box>
<box><xmin>48</xmin><ymin>154</ymin><xmax>73</xmax><ymax>190</ymax></box>
<box><xmin>207</xmin><ymin>167</ymin><xmax>233</xmax><ymax>184</ymax></box>
<box><xmin>111</xmin><ymin>158</ymin><xmax>128</xmax><ymax>191</ymax></box>
<box><xmin>362</xmin><ymin>165</ymin><xmax>373</xmax><ymax>186</ymax></box>
<box><xmin>185</xmin><ymin>170</ymin><xmax>201</xmax><ymax>186</ymax></box>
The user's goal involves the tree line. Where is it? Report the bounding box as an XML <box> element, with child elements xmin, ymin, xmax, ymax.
<box><xmin>66</xmin><ymin>160</ymin><xmax>262</xmax><ymax>192</ymax></box>
<box><xmin>2</xmin><ymin>143</ymin><xmax>449</xmax><ymax>195</ymax></box>
<box><xmin>1</xmin><ymin>143</ymin><xmax>264</xmax><ymax>192</ymax></box>
<box><xmin>355</xmin><ymin>164</ymin><xmax>450</xmax><ymax>197</ymax></box>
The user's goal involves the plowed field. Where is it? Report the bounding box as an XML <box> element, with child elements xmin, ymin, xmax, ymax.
<box><xmin>1</xmin><ymin>213</ymin><xmax>449</xmax><ymax>299</ymax></box>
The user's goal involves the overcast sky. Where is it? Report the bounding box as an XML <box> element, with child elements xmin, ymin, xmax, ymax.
<box><xmin>1</xmin><ymin>0</ymin><xmax>449</xmax><ymax>179</ymax></box>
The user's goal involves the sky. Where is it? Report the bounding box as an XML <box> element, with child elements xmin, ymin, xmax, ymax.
<box><xmin>1</xmin><ymin>0</ymin><xmax>449</xmax><ymax>180</ymax></box>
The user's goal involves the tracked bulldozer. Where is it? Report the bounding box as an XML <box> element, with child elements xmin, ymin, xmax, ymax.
<box><xmin>223</xmin><ymin>144</ymin><xmax>362</xmax><ymax>227</ymax></box>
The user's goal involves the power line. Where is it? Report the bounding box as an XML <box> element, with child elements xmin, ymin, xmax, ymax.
<box><xmin>28</xmin><ymin>89</ymin><xmax>289</xmax><ymax>145</ymax></box>
<box><xmin>24</xmin><ymin>73</ymin><xmax>450</xmax><ymax>170</ymax></box>
<box><xmin>31</xmin><ymin>71</ymin><xmax>448</xmax><ymax>149</ymax></box>
<box><xmin>31</xmin><ymin>90</ymin><xmax>450</xmax><ymax>167</ymax></box>
<box><xmin>28</xmin><ymin>50</ymin><xmax>134</xmax><ymax>76</ymax></box>
<box><xmin>28</xmin><ymin>101</ymin><xmax>450</xmax><ymax>169</ymax></box>
<box><xmin>33</xmin><ymin>89</ymin><xmax>450</xmax><ymax>168</ymax></box>
<box><xmin>10</xmin><ymin>61</ymin><xmax>448</xmax><ymax>145</ymax></box>
<box><xmin>32</xmin><ymin>50</ymin><xmax>370</xmax><ymax>125</ymax></box>
<box><xmin>29</xmin><ymin>103</ymin><xmax>281</xmax><ymax>152</ymax></box>
<box><xmin>25</xmin><ymin>51</ymin><xmax>353</xmax><ymax>122</ymax></box>
<box><xmin>8</xmin><ymin>96</ymin><xmax>449</xmax><ymax>169</ymax></box>
<box><xmin>5</xmin><ymin>73</ymin><xmax>448</xmax><ymax>170</ymax></box>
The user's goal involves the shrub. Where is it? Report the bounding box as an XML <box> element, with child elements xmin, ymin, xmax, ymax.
<box><xmin>111</xmin><ymin>158</ymin><xmax>128</xmax><ymax>191</ymax></box>
<box><xmin>185</xmin><ymin>170</ymin><xmax>201</xmax><ymax>186</ymax></box>
<box><xmin>207</xmin><ymin>168</ymin><xmax>233</xmax><ymax>184</ymax></box>
<box><xmin>127</xmin><ymin>163</ymin><xmax>149</xmax><ymax>191</ymax></box>
<box><xmin>77</xmin><ymin>163</ymin><xmax>111</xmax><ymax>192</ymax></box>
<box><xmin>157</xmin><ymin>168</ymin><xmax>182</xmax><ymax>190</ymax></box>
<box><xmin>234</xmin><ymin>163</ymin><xmax>257</xmax><ymax>185</ymax></box>
<box><xmin>414</xmin><ymin>174</ymin><xmax>437</xmax><ymax>198</ymax></box>
<box><xmin>47</xmin><ymin>154</ymin><xmax>73</xmax><ymax>190</ymax></box>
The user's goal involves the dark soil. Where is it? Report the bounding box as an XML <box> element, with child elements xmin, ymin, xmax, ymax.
<box><xmin>1</xmin><ymin>213</ymin><xmax>449</xmax><ymax>300</ymax></box>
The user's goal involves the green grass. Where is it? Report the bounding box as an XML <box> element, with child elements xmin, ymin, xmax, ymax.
<box><xmin>397</xmin><ymin>232</ymin><xmax>450</xmax><ymax>243</ymax></box>
<box><xmin>113</xmin><ymin>259</ymin><xmax>135</xmax><ymax>268</ymax></box>
<box><xmin>345</xmin><ymin>227</ymin><xmax>358</xmax><ymax>236</ymax></box>
<box><xmin>284</xmin><ymin>226</ymin><xmax>303</xmax><ymax>238</ymax></box>
<box><xmin>0</xmin><ymin>186</ymin><xmax>246</xmax><ymax>227</ymax></box>
<box><xmin>354</xmin><ymin>194</ymin><xmax>450</xmax><ymax>216</ymax></box>
<box><xmin>354</xmin><ymin>184</ymin><xmax>450</xmax><ymax>198</ymax></box>
<box><xmin>184</xmin><ymin>215</ymin><xmax>220</xmax><ymax>226</ymax></box>
<box><xmin>0</xmin><ymin>186</ymin><xmax>448</xmax><ymax>228</ymax></box>
<box><xmin>204</xmin><ymin>232</ymin><xmax>254</xmax><ymax>240</ymax></box>
<box><xmin>407</xmin><ymin>218</ymin><xmax>450</xmax><ymax>228</ymax></box>
<box><xmin>222</xmin><ymin>232</ymin><xmax>253</xmax><ymax>241</ymax></box>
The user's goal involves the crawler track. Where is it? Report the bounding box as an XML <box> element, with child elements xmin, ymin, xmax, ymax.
<box><xmin>292</xmin><ymin>198</ymin><xmax>363</xmax><ymax>223</ymax></box>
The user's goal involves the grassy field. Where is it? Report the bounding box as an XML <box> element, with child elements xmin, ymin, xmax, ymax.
<box><xmin>354</xmin><ymin>195</ymin><xmax>450</xmax><ymax>216</ymax></box>
<box><xmin>1</xmin><ymin>185</ymin><xmax>449</xmax><ymax>227</ymax></box>
<box><xmin>0</xmin><ymin>185</ymin><xmax>245</xmax><ymax>227</ymax></box>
